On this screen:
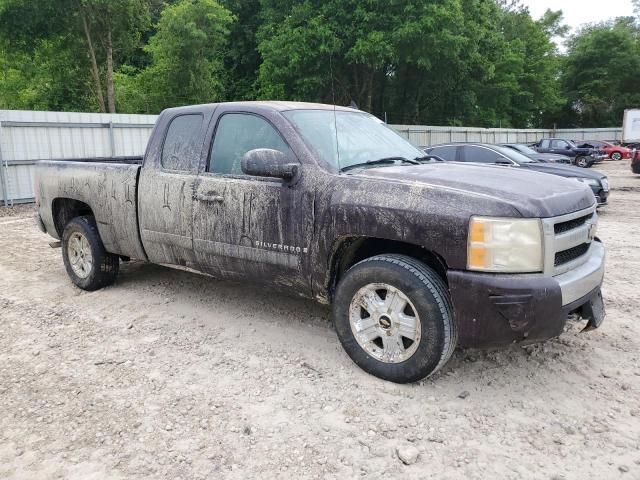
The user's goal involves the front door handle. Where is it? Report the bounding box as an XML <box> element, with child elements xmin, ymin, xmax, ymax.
<box><xmin>196</xmin><ymin>193</ymin><xmax>224</xmax><ymax>203</ymax></box>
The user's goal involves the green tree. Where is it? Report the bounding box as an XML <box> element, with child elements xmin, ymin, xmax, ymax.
<box><xmin>559</xmin><ymin>18</ymin><xmax>640</xmax><ymax>127</ymax></box>
<box><xmin>0</xmin><ymin>37</ymin><xmax>94</xmax><ymax>111</ymax></box>
<box><xmin>0</xmin><ymin>0</ymin><xmax>149</xmax><ymax>112</ymax></box>
<box><xmin>117</xmin><ymin>0</ymin><xmax>234</xmax><ymax>113</ymax></box>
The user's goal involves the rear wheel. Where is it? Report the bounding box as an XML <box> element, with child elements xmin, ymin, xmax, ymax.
<box><xmin>62</xmin><ymin>216</ymin><xmax>119</xmax><ymax>291</ymax></box>
<box><xmin>333</xmin><ymin>254</ymin><xmax>457</xmax><ymax>383</ymax></box>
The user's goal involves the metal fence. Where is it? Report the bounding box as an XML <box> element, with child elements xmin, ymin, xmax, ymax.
<box><xmin>0</xmin><ymin>108</ymin><xmax>626</xmax><ymax>206</ymax></box>
<box><xmin>392</xmin><ymin>125</ymin><xmax>624</xmax><ymax>146</ymax></box>
<box><xmin>0</xmin><ymin>110</ymin><xmax>157</xmax><ymax>206</ymax></box>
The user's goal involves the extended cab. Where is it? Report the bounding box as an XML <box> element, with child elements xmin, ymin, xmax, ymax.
<box><xmin>34</xmin><ymin>102</ymin><xmax>606</xmax><ymax>383</ymax></box>
<box><xmin>534</xmin><ymin>138</ymin><xmax>605</xmax><ymax>168</ymax></box>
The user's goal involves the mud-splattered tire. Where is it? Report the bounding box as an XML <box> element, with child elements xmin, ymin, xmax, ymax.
<box><xmin>61</xmin><ymin>216</ymin><xmax>119</xmax><ymax>291</ymax></box>
<box><xmin>333</xmin><ymin>254</ymin><xmax>457</xmax><ymax>383</ymax></box>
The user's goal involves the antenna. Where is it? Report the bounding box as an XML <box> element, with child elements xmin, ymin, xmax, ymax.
<box><xmin>329</xmin><ymin>49</ymin><xmax>341</xmax><ymax>170</ymax></box>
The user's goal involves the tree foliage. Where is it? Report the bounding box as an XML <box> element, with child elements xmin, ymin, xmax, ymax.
<box><xmin>1</xmin><ymin>0</ymin><xmax>639</xmax><ymax>127</ymax></box>
<box><xmin>116</xmin><ymin>0</ymin><xmax>233</xmax><ymax>113</ymax></box>
<box><xmin>559</xmin><ymin>18</ymin><xmax>640</xmax><ymax>127</ymax></box>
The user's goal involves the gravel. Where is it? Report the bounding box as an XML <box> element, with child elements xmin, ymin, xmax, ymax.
<box><xmin>1</xmin><ymin>161</ymin><xmax>639</xmax><ymax>479</ymax></box>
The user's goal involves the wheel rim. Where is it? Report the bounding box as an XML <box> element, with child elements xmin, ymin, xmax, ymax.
<box><xmin>577</xmin><ymin>157</ymin><xmax>587</xmax><ymax>167</ymax></box>
<box><xmin>67</xmin><ymin>231</ymin><xmax>93</xmax><ymax>279</ymax></box>
<box><xmin>349</xmin><ymin>283</ymin><xmax>422</xmax><ymax>364</ymax></box>
<box><xmin>612</xmin><ymin>152</ymin><xmax>621</xmax><ymax>160</ymax></box>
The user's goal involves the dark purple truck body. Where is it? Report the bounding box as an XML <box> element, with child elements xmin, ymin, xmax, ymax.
<box><xmin>34</xmin><ymin>102</ymin><xmax>605</xmax><ymax>347</ymax></box>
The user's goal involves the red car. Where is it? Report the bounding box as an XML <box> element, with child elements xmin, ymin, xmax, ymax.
<box><xmin>578</xmin><ymin>140</ymin><xmax>634</xmax><ymax>161</ymax></box>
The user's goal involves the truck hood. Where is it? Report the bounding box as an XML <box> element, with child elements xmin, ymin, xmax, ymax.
<box><xmin>351</xmin><ymin>162</ymin><xmax>595</xmax><ymax>218</ymax></box>
<box><xmin>520</xmin><ymin>162</ymin><xmax>606</xmax><ymax>181</ymax></box>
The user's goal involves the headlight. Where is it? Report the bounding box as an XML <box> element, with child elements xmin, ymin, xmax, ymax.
<box><xmin>575</xmin><ymin>177</ymin><xmax>600</xmax><ymax>188</ymax></box>
<box><xmin>467</xmin><ymin>217</ymin><xmax>543</xmax><ymax>272</ymax></box>
<box><xmin>600</xmin><ymin>178</ymin><xmax>609</xmax><ymax>191</ymax></box>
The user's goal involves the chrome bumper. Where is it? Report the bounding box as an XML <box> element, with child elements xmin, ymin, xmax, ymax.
<box><xmin>556</xmin><ymin>240</ymin><xmax>605</xmax><ymax>305</ymax></box>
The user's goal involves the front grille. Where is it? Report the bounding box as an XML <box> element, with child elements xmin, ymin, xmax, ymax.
<box><xmin>554</xmin><ymin>213</ymin><xmax>593</xmax><ymax>234</ymax></box>
<box><xmin>555</xmin><ymin>243</ymin><xmax>590</xmax><ymax>266</ymax></box>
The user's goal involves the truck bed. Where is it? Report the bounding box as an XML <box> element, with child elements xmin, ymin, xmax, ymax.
<box><xmin>42</xmin><ymin>156</ymin><xmax>143</xmax><ymax>164</ymax></box>
<box><xmin>35</xmin><ymin>160</ymin><xmax>147</xmax><ymax>261</ymax></box>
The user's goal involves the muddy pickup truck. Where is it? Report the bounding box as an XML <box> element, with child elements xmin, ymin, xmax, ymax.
<box><xmin>34</xmin><ymin>102</ymin><xmax>605</xmax><ymax>383</ymax></box>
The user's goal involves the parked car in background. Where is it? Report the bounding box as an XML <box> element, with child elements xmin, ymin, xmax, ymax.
<box><xmin>424</xmin><ymin>143</ymin><xmax>609</xmax><ymax>206</ymax></box>
<box><xmin>500</xmin><ymin>143</ymin><xmax>571</xmax><ymax>164</ymax></box>
<box><xmin>533</xmin><ymin>138</ymin><xmax>605</xmax><ymax>168</ymax></box>
<box><xmin>632</xmin><ymin>149</ymin><xmax>640</xmax><ymax>174</ymax></box>
<box><xmin>576</xmin><ymin>140</ymin><xmax>634</xmax><ymax>161</ymax></box>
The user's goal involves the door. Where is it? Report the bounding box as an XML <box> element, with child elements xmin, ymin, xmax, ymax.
<box><xmin>192</xmin><ymin>111</ymin><xmax>310</xmax><ymax>292</ymax></box>
<box><xmin>550</xmin><ymin>139</ymin><xmax>569</xmax><ymax>154</ymax></box>
<box><xmin>138</xmin><ymin>112</ymin><xmax>207</xmax><ymax>266</ymax></box>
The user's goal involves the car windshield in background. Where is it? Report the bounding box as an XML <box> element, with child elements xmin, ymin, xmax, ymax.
<box><xmin>512</xmin><ymin>144</ymin><xmax>538</xmax><ymax>156</ymax></box>
<box><xmin>493</xmin><ymin>145</ymin><xmax>536</xmax><ymax>163</ymax></box>
<box><xmin>282</xmin><ymin>110</ymin><xmax>425</xmax><ymax>171</ymax></box>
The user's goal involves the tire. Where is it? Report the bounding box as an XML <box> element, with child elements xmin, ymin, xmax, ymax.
<box><xmin>610</xmin><ymin>151</ymin><xmax>622</xmax><ymax>161</ymax></box>
<box><xmin>575</xmin><ymin>156</ymin><xmax>589</xmax><ymax>168</ymax></box>
<box><xmin>61</xmin><ymin>215</ymin><xmax>119</xmax><ymax>291</ymax></box>
<box><xmin>332</xmin><ymin>254</ymin><xmax>457</xmax><ymax>383</ymax></box>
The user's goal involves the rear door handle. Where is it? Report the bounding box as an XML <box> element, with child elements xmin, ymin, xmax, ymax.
<box><xmin>196</xmin><ymin>193</ymin><xmax>224</xmax><ymax>203</ymax></box>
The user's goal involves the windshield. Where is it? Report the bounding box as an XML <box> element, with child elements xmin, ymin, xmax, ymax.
<box><xmin>493</xmin><ymin>145</ymin><xmax>536</xmax><ymax>163</ymax></box>
<box><xmin>282</xmin><ymin>110</ymin><xmax>425</xmax><ymax>171</ymax></box>
<box><xmin>512</xmin><ymin>144</ymin><xmax>538</xmax><ymax>155</ymax></box>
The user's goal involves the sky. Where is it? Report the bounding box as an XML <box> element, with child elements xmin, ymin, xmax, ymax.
<box><xmin>521</xmin><ymin>0</ymin><xmax>636</xmax><ymax>28</ymax></box>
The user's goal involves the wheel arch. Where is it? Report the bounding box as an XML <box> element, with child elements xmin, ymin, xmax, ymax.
<box><xmin>52</xmin><ymin>198</ymin><xmax>95</xmax><ymax>237</ymax></box>
<box><xmin>326</xmin><ymin>236</ymin><xmax>449</xmax><ymax>301</ymax></box>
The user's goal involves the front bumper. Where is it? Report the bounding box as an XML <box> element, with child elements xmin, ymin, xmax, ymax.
<box><xmin>34</xmin><ymin>212</ymin><xmax>46</xmax><ymax>233</ymax></box>
<box><xmin>447</xmin><ymin>240</ymin><xmax>605</xmax><ymax>348</ymax></box>
<box><xmin>594</xmin><ymin>188</ymin><xmax>609</xmax><ymax>206</ymax></box>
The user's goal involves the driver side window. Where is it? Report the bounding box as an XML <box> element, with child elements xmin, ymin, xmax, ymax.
<box><xmin>209</xmin><ymin>113</ymin><xmax>291</xmax><ymax>175</ymax></box>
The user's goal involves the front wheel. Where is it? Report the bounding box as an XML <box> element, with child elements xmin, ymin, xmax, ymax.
<box><xmin>610</xmin><ymin>151</ymin><xmax>622</xmax><ymax>161</ymax></box>
<box><xmin>575</xmin><ymin>156</ymin><xmax>589</xmax><ymax>168</ymax></box>
<box><xmin>62</xmin><ymin>216</ymin><xmax>120</xmax><ymax>291</ymax></box>
<box><xmin>332</xmin><ymin>254</ymin><xmax>457</xmax><ymax>383</ymax></box>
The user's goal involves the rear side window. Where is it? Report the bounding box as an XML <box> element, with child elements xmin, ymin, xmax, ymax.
<box><xmin>161</xmin><ymin>114</ymin><xmax>204</xmax><ymax>171</ymax></box>
<box><xmin>428</xmin><ymin>146</ymin><xmax>458</xmax><ymax>161</ymax></box>
<box><xmin>550</xmin><ymin>139</ymin><xmax>568</xmax><ymax>149</ymax></box>
<box><xmin>209</xmin><ymin>113</ymin><xmax>291</xmax><ymax>175</ymax></box>
<box><xmin>461</xmin><ymin>146</ymin><xmax>505</xmax><ymax>163</ymax></box>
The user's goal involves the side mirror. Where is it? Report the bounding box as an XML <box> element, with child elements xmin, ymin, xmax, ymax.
<box><xmin>565</xmin><ymin>145</ymin><xmax>571</xmax><ymax>149</ymax></box>
<box><xmin>241</xmin><ymin>149</ymin><xmax>298</xmax><ymax>180</ymax></box>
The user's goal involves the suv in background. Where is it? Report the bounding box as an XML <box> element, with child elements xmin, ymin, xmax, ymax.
<box><xmin>423</xmin><ymin>143</ymin><xmax>609</xmax><ymax>206</ymax></box>
<box><xmin>533</xmin><ymin>138</ymin><xmax>605</xmax><ymax>168</ymax></box>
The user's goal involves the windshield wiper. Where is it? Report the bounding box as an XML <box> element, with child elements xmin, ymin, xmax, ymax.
<box><xmin>340</xmin><ymin>157</ymin><xmax>419</xmax><ymax>172</ymax></box>
<box><xmin>414</xmin><ymin>155</ymin><xmax>444</xmax><ymax>162</ymax></box>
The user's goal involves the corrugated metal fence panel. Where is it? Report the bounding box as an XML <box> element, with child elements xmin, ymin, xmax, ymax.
<box><xmin>391</xmin><ymin>125</ymin><xmax>623</xmax><ymax>145</ymax></box>
<box><xmin>0</xmin><ymin>110</ymin><xmax>157</xmax><ymax>205</ymax></box>
<box><xmin>0</xmin><ymin>109</ymin><xmax>625</xmax><ymax>206</ymax></box>
<box><xmin>555</xmin><ymin>128</ymin><xmax>623</xmax><ymax>141</ymax></box>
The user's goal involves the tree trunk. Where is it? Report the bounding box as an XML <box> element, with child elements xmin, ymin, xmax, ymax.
<box><xmin>106</xmin><ymin>28</ymin><xmax>116</xmax><ymax>113</ymax></box>
<box><xmin>82</xmin><ymin>14</ymin><xmax>106</xmax><ymax>113</ymax></box>
<box><xmin>366</xmin><ymin>72</ymin><xmax>373</xmax><ymax>113</ymax></box>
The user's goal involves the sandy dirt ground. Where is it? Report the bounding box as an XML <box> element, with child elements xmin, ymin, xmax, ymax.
<box><xmin>1</xmin><ymin>161</ymin><xmax>639</xmax><ymax>480</ymax></box>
